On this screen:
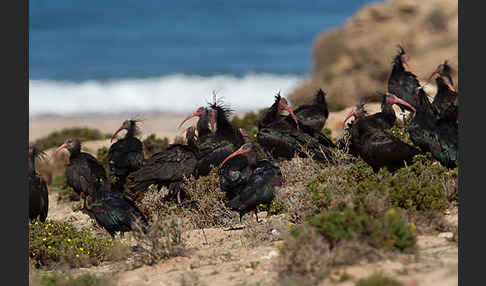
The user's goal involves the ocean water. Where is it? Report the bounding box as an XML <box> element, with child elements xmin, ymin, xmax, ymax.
<box><xmin>29</xmin><ymin>0</ymin><xmax>378</xmax><ymax>116</ymax></box>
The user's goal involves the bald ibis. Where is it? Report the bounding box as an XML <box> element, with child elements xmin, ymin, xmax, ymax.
<box><xmin>53</xmin><ymin>138</ymin><xmax>107</xmax><ymax>208</ymax></box>
<box><xmin>126</xmin><ymin>128</ymin><xmax>198</xmax><ymax>194</ymax></box>
<box><xmin>193</xmin><ymin>100</ymin><xmax>246</xmax><ymax>177</ymax></box>
<box><xmin>108</xmin><ymin>120</ymin><xmax>144</xmax><ymax>191</ymax></box>
<box><xmin>337</xmin><ymin>103</ymin><xmax>368</xmax><ymax>156</ymax></box>
<box><xmin>257</xmin><ymin>93</ymin><xmax>334</xmax><ymax>161</ymax></box>
<box><xmin>428</xmin><ymin>61</ymin><xmax>458</xmax><ymax>127</ymax></box>
<box><xmin>294</xmin><ymin>88</ymin><xmax>329</xmax><ymax>133</ymax></box>
<box><xmin>29</xmin><ymin>145</ymin><xmax>49</xmax><ymax>222</ymax></box>
<box><xmin>342</xmin><ymin>95</ymin><xmax>421</xmax><ymax>172</ymax></box>
<box><xmin>219</xmin><ymin>142</ymin><xmax>283</xmax><ymax>222</ymax></box>
<box><xmin>387</xmin><ymin>46</ymin><xmax>425</xmax><ymax>112</ymax></box>
<box><xmin>81</xmin><ymin>181</ymin><xmax>148</xmax><ymax>238</ymax></box>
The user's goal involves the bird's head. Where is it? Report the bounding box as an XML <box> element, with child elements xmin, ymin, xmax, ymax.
<box><xmin>427</xmin><ymin>60</ymin><xmax>455</xmax><ymax>91</ymax></box>
<box><xmin>111</xmin><ymin>119</ymin><xmax>138</xmax><ymax>142</ymax></box>
<box><xmin>315</xmin><ymin>88</ymin><xmax>327</xmax><ymax>105</ymax></box>
<box><xmin>219</xmin><ymin>142</ymin><xmax>255</xmax><ymax>168</ymax></box>
<box><xmin>342</xmin><ymin>103</ymin><xmax>367</xmax><ymax>128</ymax></box>
<box><xmin>52</xmin><ymin>138</ymin><xmax>81</xmax><ymax>158</ymax></box>
<box><xmin>277</xmin><ymin>97</ymin><xmax>299</xmax><ymax>131</ymax></box>
<box><xmin>394</xmin><ymin>45</ymin><xmax>411</xmax><ymax>70</ymax></box>
<box><xmin>178</xmin><ymin>107</ymin><xmax>207</xmax><ymax>130</ymax></box>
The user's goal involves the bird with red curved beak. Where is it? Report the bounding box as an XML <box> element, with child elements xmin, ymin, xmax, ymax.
<box><xmin>178</xmin><ymin>107</ymin><xmax>214</xmax><ymax>132</ymax></box>
<box><xmin>279</xmin><ymin>98</ymin><xmax>299</xmax><ymax>131</ymax></box>
<box><xmin>51</xmin><ymin>138</ymin><xmax>107</xmax><ymax>208</ymax></box>
<box><xmin>424</xmin><ymin>61</ymin><xmax>455</xmax><ymax>92</ymax></box>
<box><xmin>220</xmin><ymin>143</ymin><xmax>257</xmax><ymax>169</ymax></box>
<box><xmin>342</xmin><ymin>104</ymin><xmax>366</xmax><ymax>129</ymax></box>
<box><xmin>110</xmin><ymin>120</ymin><xmax>137</xmax><ymax>142</ymax></box>
<box><xmin>386</xmin><ymin>92</ymin><xmax>416</xmax><ymax>117</ymax></box>
<box><xmin>218</xmin><ymin>142</ymin><xmax>282</xmax><ymax>223</ymax></box>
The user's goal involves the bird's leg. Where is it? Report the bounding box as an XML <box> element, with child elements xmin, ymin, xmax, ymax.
<box><xmin>177</xmin><ymin>190</ymin><xmax>182</xmax><ymax>205</ymax></box>
<box><xmin>82</xmin><ymin>193</ymin><xmax>87</xmax><ymax>209</ymax></box>
<box><xmin>120</xmin><ymin>232</ymin><xmax>125</xmax><ymax>239</ymax></box>
<box><xmin>239</xmin><ymin>212</ymin><xmax>243</xmax><ymax>224</ymax></box>
<box><xmin>254</xmin><ymin>210</ymin><xmax>260</xmax><ymax>223</ymax></box>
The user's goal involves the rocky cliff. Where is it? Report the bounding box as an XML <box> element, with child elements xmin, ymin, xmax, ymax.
<box><xmin>288</xmin><ymin>0</ymin><xmax>458</xmax><ymax>110</ymax></box>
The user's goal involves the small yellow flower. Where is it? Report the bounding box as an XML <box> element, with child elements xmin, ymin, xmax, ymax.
<box><xmin>287</xmin><ymin>222</ymin><xmax>294</xmax><ymax>227</ymax></box>
<box><xmin>34</xmin><ymin>222</ymin><xmax>38</xmax><ymax>225</ymax></box>
<box><xmin>410</xmin><ymin>223</ymin><xmax>416</xmax><ymax>229</ymax></box>
<box><xmin>67</xmin><ymin>238</ymin><xmax>71</xmax><ymax>242</ymax></box>
<box><xmin>87</xmin><ymin>251</ymin><xmax>90</xmax><ymax>255</ymax></box>
<box><xmin>400</xmin><ymin>132</ymin><xmax>404</xmax><ymax>135</ymax></box>
<box><xmin>48</xmin><ymin>232</ymin><xmax>51</xmax><ymax>236</ymax></box>
<box><xmin>76</xmin><ymin>254</ymin><xmax>79</xmax><ymax>258</ymax></box>
<box><xmin>48</xmin><ymin>246</ymin><xmax>51</xmax><ymax>249</ymax></box>
<box><xmin>387</xmin><ymin>209</ymin><xmax>396</xmax><ymax>215</ymax></box>
<box><xmin>79</xmin><ymin>247</ymin><xmax>84</xmax><ymax>251</ymax></box>
<box><xmin>42</xmin><ymin>238</ymin><xmax>47</xmax><ymax>241</ymax></box>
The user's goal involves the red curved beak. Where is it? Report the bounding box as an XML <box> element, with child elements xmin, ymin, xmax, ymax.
<box><xmin>178</xmin><ymin>112</ymin><xmax>198</xmax><ymax>130</ymax></box>
<box><xmin>52</xmin><ymin>143</ymin><xmax>67</xmax><ymax>158</ymax></box>
<box><xmin>110</xmin><ymin>126</ymin><xmax>125</xmax><ymax>142</ymax></box>
<box><xmin>210</xmin><ymin>109</ymin><xmax>217</xmax><ymax>133</ymax></box>
<box><xmin>389</xmin><ymin>94</ymin><xmax>416</xmax><ymax>116</ymax></box>
<box><xmin>286</xmin><ymin>106</ymin><xmax>299</xmax><ymax>131</ymax></box>
<box><xmin>342</xmin><ymin>110</ymin><xmax>356</xmax><ymax>128</ymax></box>
<box><xmin>220</xmin><ymin>147</ymin><xmax>247</xmax><ymax>168</ymax></box>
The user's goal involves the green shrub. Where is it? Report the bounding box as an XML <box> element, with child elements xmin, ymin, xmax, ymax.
<box><xmin>36</xmin><ymin>273</ymin><xmax>114</xmax><ymax>286</ymax></box>
<box><xmin>50</xmin><ymin>175</ymin><xmax>66</xmax><ymax>190</ymax></box>
<box><xmin>356</xmin><ymin>273</ymin><xmax>402</xmax><ymax>286</ymax></box>
<box><xmin>142</xmin><ymin>134</ymin><xmax>169</xmax><ymax>157</ymax></box>
<box><xmin>230</xmin><ymin>108</ymin><xmax>268</xmax><ymax>138</ymax></box>
<box><xmin>29</xmin><ymin>220</ymin><xmax>126</xmax><ymax>269</ymax></box>
<box><xmin>427</xmin><ymin>9</ymin><xmax>447</xmax><ymax>31</ymax></box>
<box><xmin>33</xmin><ymin>127</ymin><xmax>109</xmax><ymax>151</ymax></box>
<box><xmin>307</xmin><ymin>208</ymin><xmax>416</xmax><ymax>252</ymax></box>
<box><xmin>96</xmin><ymin>146</ymin><xmax>110</xmax><ymax>174</ymax></box>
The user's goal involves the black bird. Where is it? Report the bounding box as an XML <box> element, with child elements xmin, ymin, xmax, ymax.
<box><xmin>428</xmin><ymin>61</ymin><xmax>458</xmax><ymax>127</ymax></box>
<box><xmin>178</xmin><ymin>106</ymin><xmax>214</xmax><ymax>144</ymax></box>
<box><xmin>337</xmin><ymin>103</ymin><xmax>368</xmax><ymax>156</ymax></box>
<box><xmin>81</xmin><ymin>181</ymin><xmax>148</xmax><ymax>238</ymax></box>
<box><xmin>219</xmin><ymin>143</ymin><xmax>283</xmax><ymax>222</ymax></box>
<box><xmin>53</xmin><ymin>138</ymin><xmax>107</xmax><ymax>208</ymax></box>
<box><xmin>29</xmin><ymin>145</ymin><xmax>49</xmax><ymax>222</ymax></box>
<box><xmin>108</xmin><ymin>120</ymin><xmax>144</xmax><ymax>191</ymax></box>
<box><xmin>257</xmin><ymin>93</ymin><xmax>334</xmax><ymax>161</ymax></box>
<box><xmin>387</xmin><ymin>46</ymin><xmax>424</xmax><ymax>112</ymax></box>
<box><xmin>386</xmin><ymin>48</ymin><xmax>458</xmax><ymax>168</ymax></box>
<box><xmin>193</xmin><ymin>100</ymin><xmax>246</xmax><ymax>177</ymax></box>
<box><xmin>293</xmin><ymin>88</ymin><xmax>329</xmax><ymax>133</ymax></box>
<box><xmin>127</xmin><ymin>128</ymin><xmax>198</xmax><ymax>195</ymax></box>
<box><xmin>342</xmin><ymin>97</ymin><xmax>421</xmax><ymax>173</ymax></box>
<box><xmin>344</xmin><ymin>92</ymin><xmax>416</xmax><ymax>132</ymax></box>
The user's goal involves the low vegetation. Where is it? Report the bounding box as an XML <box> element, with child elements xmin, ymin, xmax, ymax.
<box><xmin>29</xmin><ymin>220</ymin><xmax>128</xmax><ymax>269</ymax></box>
<box><xmin>32</xmin><ymin>127</ymin><xmax>110</xmax><ymax>151</ymax></box>
<box><xmin>32</xmin><ymin>273</ymin><xmax>114</xmax><ymax>286</ymax></box>
<box><xmin>142</xmin><ymin>134</ymin><xmax>169</xmax><ymax>157</ymax></box>
<box><xmin>355</xmin><ymin>273</ymin><xmax>403</xmax><ymax>286</ymax></box>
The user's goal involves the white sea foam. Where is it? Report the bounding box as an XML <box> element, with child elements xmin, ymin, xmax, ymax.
<box><xmin>29</xmin><ymin>73</ymin><xmax>304</xmax><ymax>117</ymax></box>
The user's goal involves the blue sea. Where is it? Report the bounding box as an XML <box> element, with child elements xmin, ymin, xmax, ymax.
<box><xmin>29</xmin><ymin>0</ymin><xmax>379</xmax><ymax>116</ymax></box>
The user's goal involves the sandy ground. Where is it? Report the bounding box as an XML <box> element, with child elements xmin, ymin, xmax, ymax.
<box><xmin>36</xmin><ymin>191</ymin><xmax>458</xmax><ymax>286</ymax></box>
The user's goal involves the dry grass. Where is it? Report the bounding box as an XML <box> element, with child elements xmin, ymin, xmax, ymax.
<box><xmin>131</xmin><ymin>214</ymin><xmax>188</xmax><ymax>266</ymax></box>
<box><xmin>180</xmin><ymin>168</ymin><xmax>239</xmax><ymax>230</ymax></box>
